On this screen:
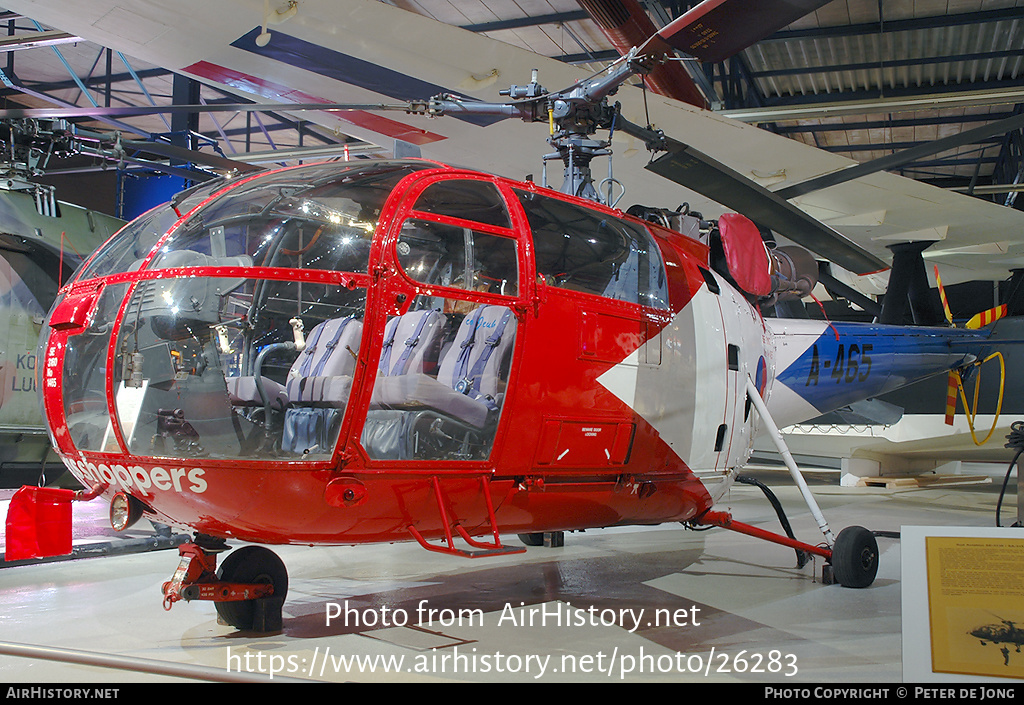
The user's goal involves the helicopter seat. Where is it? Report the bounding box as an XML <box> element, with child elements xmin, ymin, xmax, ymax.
<box><xmin>271</xmin><ymin>316</ymin><xmax>363</xmax><ymax>454</ymax></box>
<box><xmin>371</xmin><ymin>305</ymin><xmax>515</xmax><ymax>429</ymax></box>
<box><xmin>361</xmin><ymin>309</ymin><xmax>447</xmax><ymax>459</ymax></box>
<box><xmin>284</xmin><ymin>317</ymin><xmax>363</xmax><ymax>406</ymax></box>
<box><xmin>377</xmin><ymin>309</ymin><xmax>447</xmax><ymax>378</ymax></box>
<box><xmin>226</xmin><ymin>375</ymin><xmax>289</xmax><ymax>412</ymax></box>
<box><xmin>227</xmin><ymin>316</ymin><xmax>361</xmax><ymax>411</ymax></box>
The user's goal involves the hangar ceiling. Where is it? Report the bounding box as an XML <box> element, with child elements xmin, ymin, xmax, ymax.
<box><xmin>412</xmin><ymin>0</ymin><xmax>1024</xmax><ymax>195</ymax></box>
<box><xmin>0</xmin><ymin>0</ymin><xmax>1023</xmax><ymax>215</ymax></box>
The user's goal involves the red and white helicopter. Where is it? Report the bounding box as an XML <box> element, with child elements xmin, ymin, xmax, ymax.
<box><xmin>1</xmin><ymin>0</ymin><xmax>1015</xmax><ymax>632</ymax></box>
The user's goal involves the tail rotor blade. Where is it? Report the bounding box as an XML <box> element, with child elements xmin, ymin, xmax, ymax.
<box><xmin>934</xmin><ymin>265</ymin><xmax>954</xmax><ymax>326</ymax></box>
<box><xmin>945</xmin><ymin>371</ymin><xmax>959</xmax><ymax>426</ymax></box>
<box><xmin>966</xmin><ymin>305</ymin><xmax>1008</xmax><ymax>330</ymax></box>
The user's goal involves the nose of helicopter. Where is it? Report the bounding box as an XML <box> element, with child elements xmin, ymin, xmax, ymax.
<box><xmin>35</xmin><ymin>161</ymin><xmax>431</xmax><ymax>532</ymax></box>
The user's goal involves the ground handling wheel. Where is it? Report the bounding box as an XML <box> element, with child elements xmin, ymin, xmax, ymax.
<box><xmin>518</xmin><ymin>533</ymin><xmax>544</xmax><ymax>546</ymax></box>
<box><xmin>214</xmin><ymin>546</ymin><xmax>289</xmax><ymax>631</ymax></box>
<box><xmin>829</xmin><ymin>526</ymin><xmax>879</xmax><ymax>588</ymax></box>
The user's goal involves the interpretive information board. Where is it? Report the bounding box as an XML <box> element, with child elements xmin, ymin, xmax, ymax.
<box><xmin>925</xmin><ymin>536</ymin><xmax>1024</xmax><ymax>680</ymax></box>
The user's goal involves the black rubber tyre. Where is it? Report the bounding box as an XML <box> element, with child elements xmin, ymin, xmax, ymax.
<box><xmin>830</xmin><ymin>526</ymin><xmax>879</xmax><ymax>588</ymax></box>
<box><xmin>518</xmin><ymin>532</ymin><xmax>545</xmax><ymax>547</ymax></box>
<box><xmin>214</xmin><ymin>546</ymin><xmax>288</xmax><ymax>630</ymax></box>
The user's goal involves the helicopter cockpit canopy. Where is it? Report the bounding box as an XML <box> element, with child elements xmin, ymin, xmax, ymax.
<box><xmin>46</xmin><ymin>158</ymin><xmax>672</xmax><ymax>472</ymax></box>
<box><xmin>76</xmin><ymin>161</ymin><xmax>431</xmax><ymax>282</ymax></box>
<box><xmin>54</xmin><ymin>161</ymin><xmax>434</xmax><ymax>463</ymax></box>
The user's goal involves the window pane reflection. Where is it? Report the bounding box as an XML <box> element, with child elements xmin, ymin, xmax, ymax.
<box><xmin>111</xmin><ymin>276</ymin><xmax>367</xmax><ymax>460</ymax></box>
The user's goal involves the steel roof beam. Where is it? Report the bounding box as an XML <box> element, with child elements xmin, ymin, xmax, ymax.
<box><xmin>0</xmin><ymin>67</ymin><xmax>151</xmax><ymax>137</ymax></box>
<box><xmin>721</xmin><ymin>82</ymin><xmax>1024</xmax><ymax>122</ymax></box>
<box><xmin>775</xmin><ymin>111</ymin><xmax>1024</xmax><ymax>198</ymax></box>
<box><xmin>460</xmin><ymin>11</ymin><xmax>590</xmax><ymax>33</ymax></box>
<box><xmin>813</xmin><ymin>137</ymin><xmax>1003</xmax><ymax>154</ymax></box>
<box><xmin>557</xmin><ymin>49</ymin><xmax>620</xmax><ymax>64</ymax></box>
<box><xmin>775</xmin><ymin>112</ymin><xmax>1016</xmax><ymax>134</ymax></box>
<box><xmin>200</xmin><ymin>84</ymin><xmax>346</xmax><ymax>148</ymax></box>
<box><xmin>748</xmin><ymin>49</ymin><xmax>1024</xmax><ymax>80</ymax></box>
<box><xmin>5</xmin><ymin>67</ymin><xmax>170</xmax><ymax>94</ymax></box>
<box><xmin>767</xmin><ymin>7</ymin><xmax>1024</xmax><ymax>41</ymax></box>
<box><xmin>897</xmin><ymin>156</ymin><xmax>1000</xmax><ymax>168</ymax></box>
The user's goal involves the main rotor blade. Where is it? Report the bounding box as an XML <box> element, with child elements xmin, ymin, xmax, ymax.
<box><xmin>775</xmin><ymin>110</ymin><xmax>1024</xmax><ymax>199</ymax></box>
<box><xmin>72</xmin><ymin>139</ymin><xmax>231</xmax><ymax>181</ymax></box>
<box><xmin>0</xmin><ymin>102</ymin><xmax>413</xmax><ymax>119</ymax></box>
<box><xmin>644</xmin><ymin>146</ymin><xmax>888</xmax><ymax>274</ymax></box>
<box><xmin>653</xmin><ymin>0</ymin><xmax>835</xmax><ymax>63</ymax></box>
<box><xmin>120</xmin><ymin>139</ymin><xmax>263</xmax><ymax>173</ymax></box>
<box><xmin>115</xmin><ymin>156</ymin><xmax>224</xmax><ymax>182</ymax></box>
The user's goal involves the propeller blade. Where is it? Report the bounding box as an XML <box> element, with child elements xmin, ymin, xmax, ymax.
<box><xmin>0</xmin><ymin>102</ymin><xmax>413</xmax><ymax>120</ymax></box>
<box><xmin>653</xmin><ymin>0</ymin><xmax>835</xmax><ymax>63</ymax></box>
<box><xmin>966</xmin><ymin>305</ymin><xmax>1008</xmax><ymax>330</ymax></box>
<box><xmin>644</xmin><ymin>145</ymin><xmax>888</xmax><ymax>274</ymax></box>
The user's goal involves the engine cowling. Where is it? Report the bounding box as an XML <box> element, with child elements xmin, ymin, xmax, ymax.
<box><xmin>767</xmin><ymin>245</ymin><xmax>819</xmax><ymax>301</ymax></box>
<box><xmin>716</xmin><ymin>213</ymin><xmax>818</xmax><ymax>301</ymax></box>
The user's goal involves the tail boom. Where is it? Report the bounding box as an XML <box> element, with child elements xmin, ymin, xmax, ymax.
<box><xmin>766</xmin><ymin>319</ymin><xmax>988</xmax><ymax>428</ymax></box>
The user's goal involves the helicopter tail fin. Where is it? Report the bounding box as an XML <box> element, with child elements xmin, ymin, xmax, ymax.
<box><xmin>944</xmin><ymin>371</ymin><xmax>959</xmax><ymax>427</ymax></box>
<box><xmin>932</xmin><ymin>266</ymin><xmax>1008</xmax><ymax>428</ymax></box>
<box><xmin>945</xmin><ymin>302</ymin><xmax>1008</xmax><ymax>428</ymax></box>
<box><xmin>932</xmin><ymin>265</ymin><xmax>1008</xmax><ymax>428</ymax></box>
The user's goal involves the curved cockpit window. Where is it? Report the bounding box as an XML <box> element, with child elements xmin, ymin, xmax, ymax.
<box><xmin>396</xmin><ymin>179</ymin><xmax>517</xmax><ymax>295</ymax></box>
<box><xmin>62</xmin><ymin>283</ymin><xmax>131</xmax><ymax>452</ymax></box>
<box><xmin>412</xmin><ymin>179</ymin><xmax>510</xmax><ymax>229</ymax></box>
<box><xmin>515</xmin><ymin>189</ymin><xmax>669</xmax><ymax>309</ymax></box>
<box><xmin>363</xmin><ymin>180</ymin><xmax>519</xmax><ymax>463</ymax></box>
<box><xmin>106</xmin><ymin>276</ymin><xmax>369</xmax><ymax>461</ymax></box>
<box><xmin>56</xmin><ymin>162</ymin><xmax>441</xmax><ymax>462</ymax></box>
<box><xmin>150</xmin><ymin>162</ymin><xmax>428</xmax><ymax>273</ymax></box>
<box><xmin>397</xmin><ymin>219</ymin><xmax>518</xmax><ymax>297</ymax></box>
<box><xmin>75</xmin><ymin>205</ymin><xmax>181</xmax><ymax>282</ymax></box>
<box><xmin>74</xmin><ymin>175</ymin><xmax>254</xmax><ymax>283</ymax></box>
<box><xmin>77</xmin><ymin>162</ymin><xmax>432</xmax><ymax>281</ymax></box>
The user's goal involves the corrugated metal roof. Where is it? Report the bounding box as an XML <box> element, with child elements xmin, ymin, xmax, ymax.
<box><xmin>395</xmin><ymin>0</ymin><xmax>1024</xmax><ymax>187</ymax></box>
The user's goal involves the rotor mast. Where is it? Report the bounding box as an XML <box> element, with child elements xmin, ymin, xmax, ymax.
<box><xmin>422</xmin><ymin>48</ymin><xmax>658</xmax><ymax>204</ymax></box>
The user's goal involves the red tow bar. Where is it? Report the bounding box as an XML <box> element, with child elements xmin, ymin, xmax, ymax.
<box><xmin>696</xmin><ymin>510</ymin><xmax>833</xmax><ymax>561</ymax></box>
